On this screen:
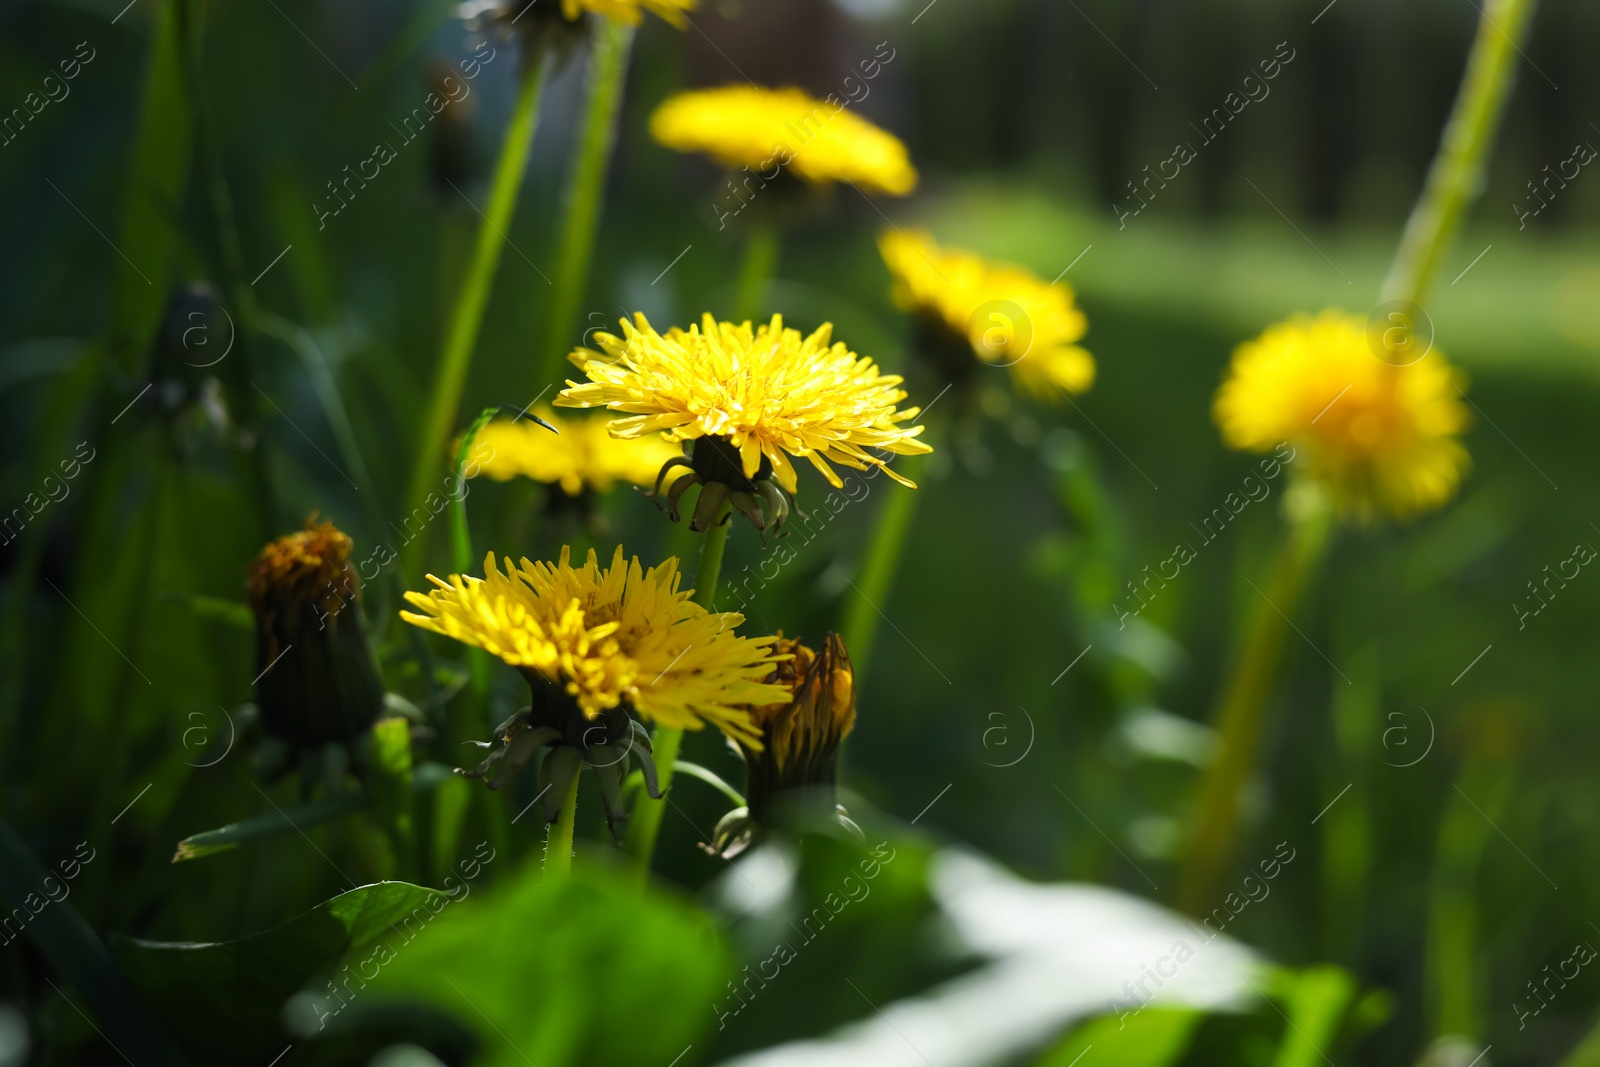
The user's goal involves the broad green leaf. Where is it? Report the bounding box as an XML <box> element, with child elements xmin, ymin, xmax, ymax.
<box><xmin>117</xmin><ymin>881</ymin><xmax>445</xmax><ymax>1064</ymax></box>
<box><xmin>314</xmin><ymin>865</ymin><xmax>732</xmax><ymax>1067</ymax></box>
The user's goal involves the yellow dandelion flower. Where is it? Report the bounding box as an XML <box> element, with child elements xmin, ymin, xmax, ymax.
<box><xmin>880</xmin><ymin>229</ymin><xmax>1094</xmax><ymax>399</ymax></box>
<box><xmin>401</xmin><ymin>546</ymin><xmax>789</xmax><ymax>747</ymax></box>
<box><xmin>650</xmin><ymin>85</ymin><xmax>918</xmax><ymax>196</ymax></box>
<box><xmin>469</xmin><ymin>406</ymin><xmax>685</xmax><ymax>496</ymax></box>
<box><xmin>1214</xmin><ymin>310</ymin><xmax>1470</xmax><ymax>518</ymax></box>
<box><xmin>556</xmin><ymin>312</ymin><xmax>932</xmax><ymax>496</ymax></box>
<box><xmin>562</xmin><ymin>0</ymin><xmax>694</xmax><ymax>26</ymax></box>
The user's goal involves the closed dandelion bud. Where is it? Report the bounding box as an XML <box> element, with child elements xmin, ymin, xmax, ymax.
<box><xmin>713</xmin><ymin>633</ymin><xmax>861</xmax><ymax>856</ymax></box>
<box><xmin>245</xmin><ymin>520</ymin><xmax>384</xmax><ymax>780</ymax></box>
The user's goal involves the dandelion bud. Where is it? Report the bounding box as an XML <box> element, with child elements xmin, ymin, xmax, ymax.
<box><xmin>245</xmin><ymin>520</ymin><xmax>384</xmax><ymax>779</ymax></box>
<box><xmin>714</xmin><ymin>633</ymin><xmax>861</xmax><ymax>856</ymax></box>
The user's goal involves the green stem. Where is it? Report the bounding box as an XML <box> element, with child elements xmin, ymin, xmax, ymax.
<box><xmin>689</xmin><ymin>514</ymin><xmax>732</xmax><ymax>611</ymax></box>
<box><xmin>536</xmin><ymin>19</ymin><xmax>634</xmax><ymax>392</ymax></box>
<box><xmin>406</xmin><ymin>49</ymin><xmax>550</xmax><ymax>569</ymax></box>
<box><xmin>545</xmin><ymin>770</ymin><xmax>582</xmax><ymax>876</ymax></box>
<box><xmin>623</xmin><ymin>516</ymin><xmax>731</xmax><ymax>875</ymax></box>
<box><xmin>1381</xmin><ymin>0</ymin><xmax>1539</xmax><ymax>307</ymax></box>
<box><xmin>841</xmin><ymin>451</ymin><xmax>928</xmax><ymax>680</ymax></box>
<box><xmin>1176</xmin><ymin>492</ymin><xmax>1334</xmax><ymax>915</ymax></box>
<box><xmin>732</xmin><ymin>223</ymin><xmax>780</xmax><ymax>324</ymax></box>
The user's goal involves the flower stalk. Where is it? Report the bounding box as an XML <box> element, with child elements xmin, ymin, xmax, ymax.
<box><xmin>545</xmin><ymin>770</ymin><xmax>582</xmax><ymax>876</ymax></box>
<box><xmin>622</xmin><ymin>513</ymin><xmax>730</xmax><ymax>876</ymax></box>
<box><xmin>406</xmin><ymin>47</ymin><xmax>551</xmax><ymax>567</ymax></box>
<box><xmin>536</xmin><ymin>18</ymin><xmax>635</xmax><ymax>391</ymax></box>
<box><xmin>1382</xmin><ymin>0</ymin><xmax>1540</xmax><ymax>308</ymax></box>
<box><xmin>840</xmin><ymin>449</ymin><xmax>928</xmax><ymax>680</ymax></box>
<box><xmin>1176</xmin><ymin>489</ymin><xmax>1332</xmax><ymax>915</ymax></box>
<box><xmin>733</xmin><ymin>222</ymin><xmax>780</xmax><ymax>323</ymax></box>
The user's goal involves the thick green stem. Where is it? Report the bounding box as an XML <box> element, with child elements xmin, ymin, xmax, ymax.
<box><xmin>732</xmin><ymin>223</ymin><xmax>780</xmax><ymax>324</ymax></box>
<box><xmin>1176</xmin><ymin>493</ymin><xmax>1333</xmax><ymax>915</ymax></box>
<box><xmin>536</xmin><ymin>19</ymin><xmax>634</xmax><ymax>391</ymax></box>
<box><xmin>406</xmin><ymin>50</ymin><xmax>550</xmax><ymax>568</ymax></box>
<box><xmin>841</xmin><ymin>451</ymin><xmax>928</xmax><ymax>681</ymax></box>
<box><xmin>545</xmin><ymin>771</ymin><xmax>582</xmax><ymax>877</ymax></box>
<box><xmin>688</xmin><ymin>514</ymin><xmax>732</xmax><ymax>611</ymax></box>
<box><xmin>1381</xmin><ymin>0</ymin><xmax>1538</xmax><ymax>307</ymax></box>
<box><xmin>623</xmin><ymin>516</ymin><xmax>731</xmax><ymax>875</ymax></box>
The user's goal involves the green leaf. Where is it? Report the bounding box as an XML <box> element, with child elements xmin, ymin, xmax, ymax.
<box><xmin>172</xmin><ymin>763</ymin><xmax>455</xmax><ymax>861</ymax></box>
<box><xmin>320</xmin><ymin>865</ymin><xmax>732</xmax><ymax>1067</ymax></box>
<box><xmin>117</xmin><ymin>882</ymin><xmax>445</xmax><ymax>1064</ymax></box>
<box><xmin>1037</xmin><ymin>1008</ymin><xmax>1202</xmax><ymax>1067</ymax></box>
<box><xmin>157</xmin><ymin>591</ymin><xmax>255</xmax><ymax>629</ymax></box>
<box><xmin>109</xmin><ymin>0</ymin><xmax>191</xmax><ymax>371</ymax></box>
<box><xmin>1265</xmin><ymin>965</ymin><xmax>1358</xmax><ymax>1067</ymax></box>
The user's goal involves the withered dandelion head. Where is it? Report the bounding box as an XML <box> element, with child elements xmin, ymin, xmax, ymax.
<box><xmin>650</xmin><ymin>85</ymin><xmax>918</xmax><ymax>197</ymax></box>
<box><xmin>246</xmin><ymin>519</ymin><xmax>384</xmax><ymax>779</ymax></box>
<box><xmin>556</xmin><ymin>313</ymin><xmax>932</xmax><ymax>533</ymax></box>
<box><xmin>1214</xmin><ymin>310</ymin><xmax>1470</xmax><ymax>518</ymax></box>
<box><xmin>879</xmin><ymin>229</ymin><xmax>1094</xmax><ymax>401</ymax></box>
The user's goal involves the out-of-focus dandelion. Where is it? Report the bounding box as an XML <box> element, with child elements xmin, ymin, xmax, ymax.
<box><xmin>650</xmin><ymin>85</ymin><xmax>918</xmax><ymax>197</ymax></box>
<box><xmin>650</xmin><ymin>86</ymin><xmax>918</xmax><ymax>322</ymax></box>
<box><xmin>880</xmin><ymin>229</ymin><xmax>1095</xmax><ymax>401</ymax></box>
<box><xmin>556</xmin><ymin>312</ymin><xmax>931</xmax><ymax>533</ymax></box>
<box><xmin>1214</xmin><ymin>310</ymin><xmax>1470</xmax><ymax>519</ymax></box>
<box><xmin>469</xmin><ymin>405</ymin><xmax>685</xmax><ymax>498</ymax></box>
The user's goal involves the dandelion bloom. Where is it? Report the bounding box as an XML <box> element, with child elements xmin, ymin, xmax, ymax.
<box><xmin>1214</xmin><ymin>310</ymin><xmax>1470</xmax><ymax>517</ymax></box>
<box><xmin>880</xmin><ymin>229</ymin><xmax>1094</xmax><ymax>400</ymax></box>
<box><xmin>557</xmin><ymin>313</ymin><xmax>932</xmax><ymax>495</ymax></box>
<box><xmin>650</xmin><ymin>85</ymin><xmax>918</xmax><ymax>196</ymax></box>
<box><xmin>401</xmin><ymin>546</ymin><xmax>788</xmax><ymax>747</ymax></box>
<box><xmin>469</xmin><ymin>406</ymin><xmax>684</xmax><ymax>497</ymax></box>
<box><xmin>563</xmin><ymin>0</ymin><xmax>694</xmax><ymax>26</ymax></box>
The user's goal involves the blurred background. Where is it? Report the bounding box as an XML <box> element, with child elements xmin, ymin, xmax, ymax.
<box><xmin>2</xmin><ymin>0</ymin><xmax>1598</xmax><ymax>1064</ymax></box>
